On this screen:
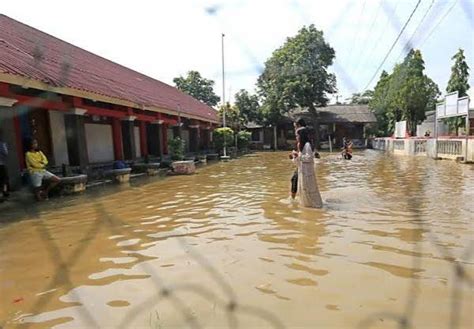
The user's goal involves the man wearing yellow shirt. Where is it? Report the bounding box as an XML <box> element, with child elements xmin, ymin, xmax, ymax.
<box><xmin>25</xmin><ymin>139</ymin><xmax>60</xmax><ymax>200</ymax></box>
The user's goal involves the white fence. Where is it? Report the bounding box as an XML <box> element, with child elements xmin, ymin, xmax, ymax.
<box><xmin>372</xmin><ymin>138</ymin><xmax>474</xmax><ymax>163</ymax></box>
<box><xmin>414</xmin><ymin>140</ymin><xmax>427</xmax><ymax>154</ymax></box>
<box><xmin>437</xmin><ymin>140</ymin><xmax>463</xmax><ymax>155</ymax></box>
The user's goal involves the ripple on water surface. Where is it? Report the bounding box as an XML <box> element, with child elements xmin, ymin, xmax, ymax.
<box><xmin>0</xmin><ymin>151</ymin><xmax>472</xmax><ymax>328</ymax></box>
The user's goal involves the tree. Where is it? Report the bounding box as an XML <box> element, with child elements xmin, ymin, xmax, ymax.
<box><xmin>237</xmin><ymin>131</ymin><xmax>252</xmax><ymax>150</ymax></box>
<box><xmin>234</xmin><ymin>89</ymin><xmax>261</xmax><ymax>123</ymax></box>
<box><xmin>347</xmin><ymin>90</ymin><xmax>374</xmax><ymax>105</ymax></box>
<box><xmin>173</xmin><ymin>71</ymin><xmax>220</xmax><ymax>106</ymax></box>
<box><xmin>168</xmin><ymin>137</ymin><xmax>185</xmax><ymax>161</ymax></box>
<box><xmin>257</xmin><ymin>24</ymin><xmax>336</xmax><ymax>148</ymax></box>
<box><xmin>219</xmin><ymin>102</ymin><xmax>243</xmax><ymax>132</ymax></box>
<box><xmin>369</xmin><ymin>50</ymin><xmax>440</xmax><ymax>136</ymax></box>
<box><xmin>445</xmin><ymin>49</ymin><xmax>470</xmax><ymax>135</ymax></box>
<box><xmin>369</xmin><ymin>71</ymin><xmax>392</xmax><ymax>136</ymax></box>
<box><xmin>395</xmin><ymin>50</ymin><xmax>434</xmax><ymax>135</ymax></box>
<box><xmin>212</xmin><ymin>127</ymin><xmax>234</xmax><ymax>153</ymax></box>
<box><xmin>447</xmin><ymin>49</ymin><xmax>470</xmax><ymax>97</ymax></box>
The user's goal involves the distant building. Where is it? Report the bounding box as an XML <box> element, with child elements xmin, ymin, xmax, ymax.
<box><xmin>417</xmin><ymin>110</ymin><xmax>473</xmax><ymax>137</ymax></box>
<box><xmin>246</xmin><ymin>105</ymin><xmax>376</xmax><ymax>150</ymax></box>
<box><xmin>0</xmin><ymin>15</ymin><xmax>218</xmax><ymax>188</ymax></box>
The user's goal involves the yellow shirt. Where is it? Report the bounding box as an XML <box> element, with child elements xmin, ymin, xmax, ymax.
<box><xmin>26</xmin><ymin>150</ymin><xmax>48</xmax><ymax>173</ymax></box>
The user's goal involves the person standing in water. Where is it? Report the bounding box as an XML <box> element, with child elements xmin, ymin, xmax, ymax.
<box><xmin>289</xmin><ymin>118</ymin><xmax>323</xmax><ymax>208</ymax></box>
<box><xmin>290</xmin><ymin>118</ymin><xmax>308</xmax><ymax>198</ymax></box>
<box><xmin>341</xmin><ymin>137</ymin><xmax>353</xmax><ymax>160</ymax></box>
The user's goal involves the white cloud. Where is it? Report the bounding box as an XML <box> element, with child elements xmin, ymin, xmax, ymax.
<box><xmin>1</xmin><ymin>0</ymin><xmax>473</xmax><ymax>103</ymax></box>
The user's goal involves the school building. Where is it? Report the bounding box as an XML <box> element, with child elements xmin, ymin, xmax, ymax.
<box><xmin>0</xmin><ymin>15</ymin><xmax>218</xmax><ymax>188</ymax></box>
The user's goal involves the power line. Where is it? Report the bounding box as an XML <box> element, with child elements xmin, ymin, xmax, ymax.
<box><xmin>352</xmin><ymin>0</ymin><xmax>383</xmax><ymax>77</ymax></box>
<box><xmin>396</xmin><ymin>0</ymin><xmax>435</xmax><ymax>61</ymax></box>
<box><xmin>362</xmin><ymin>0</ymin><xmax>423</xmax><ymax>91</ymax></box>
<box><xmin>347</xmin><ymin>0</ymin><xmax>367</xmax><ymax>75</ymax></box>
<box><xmin>418</xmin><ymin>0</ymin><xmax>458</xmax><ymax>47</ymax></box>
<box><xmin>352</xmin><ymin>1</ymin><xmax>401</xmax><ymax>94</ymax></box>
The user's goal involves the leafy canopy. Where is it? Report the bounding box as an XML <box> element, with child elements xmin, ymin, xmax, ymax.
<box><xmin>173</xmin><ymin>71</ymin><xmax>220</xmax><ymax>106</ymax></box>
<box><xmin>369</xmin><ymin>49</ymin><xmax>440</xmax><ymax>136</ymax></box>
<box><xmin>257</xmin><ymin>24</ymin><xmax>336</xmax><ymax>118</ymax></box>
<box><xmin>444</xmin><ymin>49</ymin><xmax>470</xmax><ymax>134</ymax></box>
<box><xmin>346</xmin><ymin>90</ymin><xmax>374</xmax><ymax>105</ymax></box>
<box><xmin>234</xmin><ymin>89</ymin><xmax>261</xmax><ymax>124</ymax></box>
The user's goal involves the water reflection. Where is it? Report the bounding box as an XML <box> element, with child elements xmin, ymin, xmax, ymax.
<box><xmin>0</xmin><ymin>151</ymin><xmax>472</xmax><ymax>328</ymax></box>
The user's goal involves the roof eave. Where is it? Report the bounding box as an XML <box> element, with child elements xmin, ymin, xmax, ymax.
<box><xmin>0</xmin><ymin>72</ymin><xmax>219</xmax><ymax>123</ymax></box>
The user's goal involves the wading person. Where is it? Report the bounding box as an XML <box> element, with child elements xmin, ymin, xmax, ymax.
<box><xmin>0</xmin><ymin>130</ymin><xmax>10</xmax><ymax>202</ymax></box>
<box><xmin>289</xmin><ymin>118</ymin><xmax>323</xmax><ymax>208</ymax></box>
<box><xmin>341</xmin><ymin>137</ymin><xmax>353</xmax><ymax>160</ymax></box>
<box><xmin>25</xmin><ymin>139</ymin><xmax>60</xmax><ymax>201</ymax></box>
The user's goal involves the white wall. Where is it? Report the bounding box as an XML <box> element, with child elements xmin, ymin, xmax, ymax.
<box><xmin>49</xmin><ymin>111</ymin><xmax>69</xmax><ymax>165</ymax></box>
<box><xmin>85</xmin><ymin>123</ymin><xmax>114</xmax><ymax>163</ymax></box>
<box><xmin>134</xmin><ymin>126</ymin><xmax>141</xmax><ymax>158</ymax></box>
<box><xmin>468</xmin><ymin>139</ymin><xmax>474</xmax><ymax>162</ymax></box>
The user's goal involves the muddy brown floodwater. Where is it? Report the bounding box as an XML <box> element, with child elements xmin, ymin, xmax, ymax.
<box><xmin>0</xmin><ymin>151</ymin><xmax>473</xmax><ymax>328</ymax></box>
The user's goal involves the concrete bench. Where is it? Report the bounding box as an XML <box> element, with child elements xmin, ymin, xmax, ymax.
<box><xmin>132</xmin><ymin>163</ymin><xmax>161</xmax><ymax>176</ymax></box>
<box><xmin>105</xmin><ymin>168</ymin><xmax>132</xmax><ymax>183</ymax></box>
<box><xmin>206</xmin><ymin>153</ymin><xmax>219</xmax><ymax>161</ymax></box>
<box><xmin>171</xmin><ymin>160</ymin><xmax>196</xmax><ymax>175</ymax></box>
<box><xmin>198</xmin><ymin>155</ymin><xmax>207</xmax><ymax>164</ymax></box>
<box><xmin>60</xmin><ymin>175</ymin><xmax>88</xmax><ymax>194</ymax></box>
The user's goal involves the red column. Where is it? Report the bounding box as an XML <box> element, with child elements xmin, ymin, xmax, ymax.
<box><xmin>162</xmin><ymin>123</ymin><xmax>168</xmax><ymax>154</ymax></box>
<box><xmin>112</xmin><ymin>118</ymin><xmax>123</xmax><ymax>160</ymax></box>
<box><xmin>139</xmin><ymin>121</ymin><xmax>148</xmax><ymax>157</ymax></box>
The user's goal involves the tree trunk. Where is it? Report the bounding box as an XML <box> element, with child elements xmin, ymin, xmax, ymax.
<box><xmin>308</xmin><ymin>104</ymin><xmax>320</xmax><ymax>150</ymax></box>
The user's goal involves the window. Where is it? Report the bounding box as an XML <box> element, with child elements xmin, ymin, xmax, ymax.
<box><xmin>251</xmin><ymin>130</ymin><xmax>261</xmax><ymax>142</ymax></box>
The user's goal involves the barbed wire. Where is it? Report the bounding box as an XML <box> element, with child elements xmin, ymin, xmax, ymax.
<box><xmin>1</xmin><ymin>2</ymin><xmax>473</xmax><ymax>328</ymax></box>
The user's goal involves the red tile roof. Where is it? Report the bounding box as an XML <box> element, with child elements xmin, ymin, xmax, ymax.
<box><xmin>0</xmin><ymin>14</ymin><xmax>218</xmax><ymax>122</ymax></box>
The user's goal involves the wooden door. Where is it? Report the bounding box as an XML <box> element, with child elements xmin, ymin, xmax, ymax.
<box><xmin>28</xmin><ymin>108</ymin><xmax>53</xmax><ymax>164</ymax></box>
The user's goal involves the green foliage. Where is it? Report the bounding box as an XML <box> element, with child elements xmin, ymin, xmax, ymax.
<box><xmin>446</xmin><ymin>49</ymin><xmax>470</xmax><ymax>97</ymax></box>
<box><xmin>369</xmin><ymin>71</ymin><xmax>392</xmax><ymax>136</ymax></box>
<box><xmin>168</xmin><ymin>137</ymin><xmax>185</xmax><ymax>161</ymax></box>
<box><xmin>443</xmin><ymin>117</ymin><xmax>465</xmax><ymax>135</ymax></box>
<box><xmin>212</xmin><ymin>127</ymin><xmax>234</xmax><ymax>153</ymax></box>
<box><xmin>219</xmin><ymin>103</ymin><xmax>243</xmax><ymax>132</ymax></box>
<box><xmin>257</xmin><ymin>24</ymin><xmax>336</xmax><ymax>145</ymax></box>
<box><xmin>444</xmin><ymin>49</ymin><xmax>470</xmax><ymax>135</ymax></box>
<box><xmin>236</xmin><ymin>130</ymin><xmax>251</xmax><ymax>149</ymax></box>
<box><xmin>368</xmin><ymin>49</ymin><xmax>440</xmax><ymax>136</ymax></box>
<box><xmin>234</xmin><ymin>89</ymin><xmax>261</xmax><ymax>123</ymax></box>
<box><xmin>173</xmin><ymin>71</ymin><xmax>220</xmax><ymax>106</ymax></box>
<box><xmin>347</xmin><ymin>90</ymin><xmax>373</xmax><ymax>105</ymax></box>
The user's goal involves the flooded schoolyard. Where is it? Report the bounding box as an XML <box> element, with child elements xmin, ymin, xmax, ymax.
<box><xmin>0</xmin><ymin>151</ymin><xmax>473</xmax><ymax>328</ymax></box>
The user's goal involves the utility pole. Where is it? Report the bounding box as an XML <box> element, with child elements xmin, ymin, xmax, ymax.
<box><xmin>221</xmin><ymin>33</ymin><xmax>229</xmax><ymax>160</ymax></box>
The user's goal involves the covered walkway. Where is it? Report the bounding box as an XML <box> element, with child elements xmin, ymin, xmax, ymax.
<box><xmin>0</xmin><ymin>15</ymin><xmax>218</xmax><ymax>188</ymax></box>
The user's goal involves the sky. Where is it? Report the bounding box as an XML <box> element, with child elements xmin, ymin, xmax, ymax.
<box><xmin>1</xmin><ymin>0</ymin><xmax>473</xmax><ymax>104</ymax></box>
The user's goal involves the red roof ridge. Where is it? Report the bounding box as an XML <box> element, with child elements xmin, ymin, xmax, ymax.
<box><xmin>0</xmin><ymin>14</ymin><xmax>218</xmax><ymax>121</ymax></box>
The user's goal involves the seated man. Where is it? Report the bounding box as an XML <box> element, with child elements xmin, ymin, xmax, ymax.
<box><xmin>25</xmin><ymin>139</ymin><xmax>60</xmax><ymax>201</ymax></box>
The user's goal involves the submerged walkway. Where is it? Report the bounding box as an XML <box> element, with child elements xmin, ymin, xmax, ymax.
<box><xmin>0</xmin><ymin>151</ymin><xmax>473</xmax><ymax>328</ymax></box>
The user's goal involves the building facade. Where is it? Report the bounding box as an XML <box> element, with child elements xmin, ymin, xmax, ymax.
<box><xmin>0</xmin><ymin>15</ymin><xmax>218</xmax><ymax>188</ymax></box>
<box><xmin>247</xmin><ymin>105</ymin><xmax>376</xmax><ymax>150</ymax></box>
